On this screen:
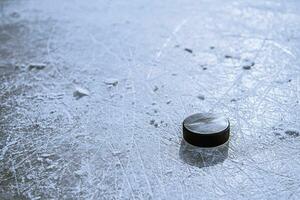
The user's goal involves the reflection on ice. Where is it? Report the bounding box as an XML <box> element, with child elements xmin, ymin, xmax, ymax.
<box><xmin>179</xmin><ymin>139</ymin><xmax>229</xmax><ymax>168</ymax></box>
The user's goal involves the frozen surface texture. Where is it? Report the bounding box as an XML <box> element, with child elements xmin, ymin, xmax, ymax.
<box><xmin>0</xmin><ymin>0</ymin><xmax>300</xmax><ymax>199</ymax></box>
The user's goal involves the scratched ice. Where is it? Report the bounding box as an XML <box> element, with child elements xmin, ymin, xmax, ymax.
<box><xmin>0</xmin><ymin>0</ymin><xmax>300</xmax><ymax>199</ymax></box>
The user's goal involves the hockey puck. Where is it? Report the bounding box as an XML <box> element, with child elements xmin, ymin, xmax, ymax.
<box><xmin>182</xmin><ymin>113</ymin><xmax>230</xmax><ymax>147</ymax></box>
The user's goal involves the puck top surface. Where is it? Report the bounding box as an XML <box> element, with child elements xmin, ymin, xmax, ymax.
<box><xmin>183</xmin><ymin>113</ymin><xmax>230</xmax><ymax>147</ymax></box>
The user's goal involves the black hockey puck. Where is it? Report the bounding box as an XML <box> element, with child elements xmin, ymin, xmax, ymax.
<box><xmin>182</xmin><ymin>113</ymin><xmax>230</xmax><ymax>147</ymax></box>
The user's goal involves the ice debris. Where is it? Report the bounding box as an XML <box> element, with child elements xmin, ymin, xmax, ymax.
<box><xmin>242</xmin><ymin>59</ymin><xmax>255</xmax><ymax>70</ymax></box>
<box><xmin>73</xmin><ymin>86</ymin><xmax>90</xmax><ymax>100</ymax></box>
<box><xmin>184</xmin><ymin>48</ymin><xmax>193</xmax><ymax>54</ymax></box>
<box><xmin>284</xmin><ymin>130</ymin><xmax>299</xmax><ymax>137</ymax></box>
<box><xmin>197</xmin><ymin>95</ymin><xmax>205</xmax><ymax>100</ymax></box>
<box><xmin>28</xmin><ymin>63</ymin><xmax>46</xmax><ymax>70</ymax></box>
<box><xmin>104</xmin><ymin>78</ymin><xmax>118</xmax><ymax>86</ymax></box>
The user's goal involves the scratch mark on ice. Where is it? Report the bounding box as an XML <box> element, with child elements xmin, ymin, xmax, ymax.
<box><xmin>155</xmin><ymin>19</ymin><xmax>188</xmax><ymax>60</ymax></box>
<box><xmin>268</xmin><ymin>40</ymin><xmax>296</xmax><ymax>59</ymax></box>
<box><xmin>147</xmin><ymin>19</ymin><xmax>188</xmax><ymax>79</ymax></box>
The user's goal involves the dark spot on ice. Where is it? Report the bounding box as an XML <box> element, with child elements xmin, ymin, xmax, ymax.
<box><xmin>150</xmin><ymin>119</ymin><xmax>158</xmax><ymax>128</ymax></box>
<box><xmin>242</xmin><ymin>65</ymin><xmax>251</xmax><ymax>70</ymax></box>
<box><xmin>274</xmin><ymin>129</ymin><xmax>300</xmax><ymax>140</ymax></box>
<box><xmin>224</xmin><ymin>55</ymin><xmax>232</xmax><ymax>59</ymax></box>
<box><xmin>210</xmin><ymin>46</ymin><xmax>215</xmax><ymax>50</ymax></box>
<box><xmin>9</xmin><ymin>12</ymin><xmax>20</xmax><ymax>18</ymax></box>
<box><xmin>174</xmin><ymin>44</ymin><xmax>180</xmax><ymax>48</ymax></box>
<box><xmin>166</xmin><ymin>100</ymin><xmax>172</xmax><ymax>104</ymax></box>
<box><xmin>150</xmin><ymin>120</ymin><xmax>155</xmax><ymax>125</ymax></box>
<box><xmin>288</xmin><ymin>79</ymin><xmax>292</xmax><ymax>82</ymax></box>
<box><xmin>153</xmin><ymin>85</ymin><xmax>159</xmax><ymax>92</ymax></box>
<box><xmin>28</xmin><ymin>63</ymin><xmax>46</xmax><ymax>71</ymax></box>
<box><xmin>242</xmin><ymin>63</ymin><xmax>254</xmax><ymax>70</ymax></box>
<box><xmin>230</xmin><ymin>98</ymin><xmax>237</xmax><ymax>102</ymax></box>
<box><xmin>197</xmin><ymin>95</ymin><xmax>205</xmax><ymax>100</ymax></box>
<box><xmin>284</xmin><ymin>130</ymin><xmax>300</xmax><ymax>137</ymax></box>
<box><xmin>171</xmin><ymin>73</ymin><xmax>177</xmax><ymax>76</ymax></box>
<box><xmin>242</xmin><ymin>60</ymin><xmax>255</xmax><ymax>70</ymax></box>
<box><xmin>225</xmin><ymin>55</ymin><xmax>240</xmax><ymax>60</ymax></box>
<box><xmin>151</xmin><ymin>102</ymin><xmax>156</xmax><ymax>105</ymax></box>
<box><xmin>153</xmin><ymin>109</ymin><xmax>158</xmax><ymax>113</ymax></box>
<box><xmin>150</xmin><ymin>120</ymin><xmax>158</xmax><ymax>128</ymax></box>
<box><xmin>200</xmin><ymin>65</ymin><xmax>207</xmax><ymax>70</ymax></box>
<box><xmin>279</xmin><ymin>136</ymin><xmax>286</xmax><ymax>140</ymax></box>
<box><xmin>184</xmin><ymin>48</ymin><xmax>193</xmax><ymax>54</ymax></box>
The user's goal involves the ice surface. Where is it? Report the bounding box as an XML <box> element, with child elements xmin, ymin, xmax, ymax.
<box><xmin>0</xmin><ymin>0</ymin><xmax>300</xmax><ymax>199</ymax></box>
